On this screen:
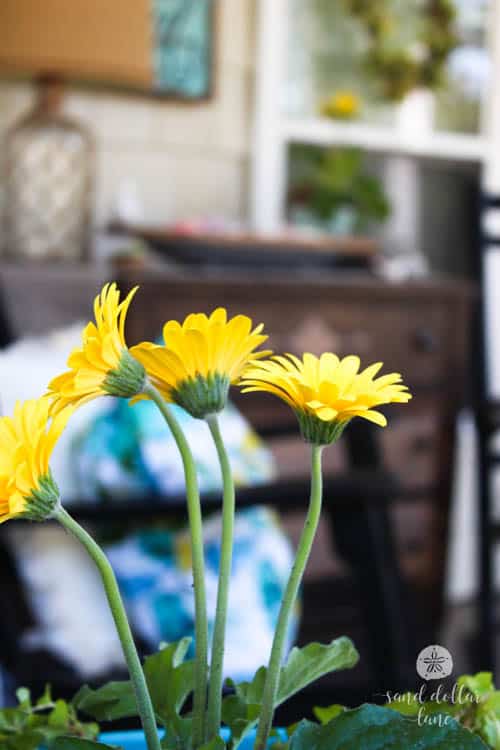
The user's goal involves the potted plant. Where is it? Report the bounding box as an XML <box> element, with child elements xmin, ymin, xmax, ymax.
<box><xmin>288</xmin><ymin>146</ymin><xmax>390</xmax><ymax>236</ymax></box>
<box><xmin>0</xmin><ymin>283</ymin><xmax>488</xmax><ymax>749</ymax></box>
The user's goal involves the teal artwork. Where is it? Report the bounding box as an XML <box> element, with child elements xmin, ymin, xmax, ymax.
<box><xmin>152</xmin><ymin>0</ymin><xmax>214</xmax><ymax>99</ymax></box>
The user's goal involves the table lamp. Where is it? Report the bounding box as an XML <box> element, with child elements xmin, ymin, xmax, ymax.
<box><xmin>0</xmin><ymin>0</ymin><xmax>154</xmax><ymax>261</ymax></box>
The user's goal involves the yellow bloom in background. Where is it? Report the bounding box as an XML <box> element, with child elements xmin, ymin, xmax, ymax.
<box><xmin>132</xmin><ymin>308</ymin><xmax>270</xmax><ymax>418</ymax></box>
<box><xmin>0</xmin><ymin>398</ymin><xmax>69</xmax><ymax>523</ymax></box>
<box><xmin>321</xmin><ymin>91</ymin><xmax>361</xmax><ymax>120</ymax></box>
<box><xmin>241</xmin><ymin>353</ymin><xmax>411</xmax><ymax>445</ymax></box>
<box><xmin>48</xmin><ymin>283</ymin><xmax>145</xmax><ymax>415</ymax></box>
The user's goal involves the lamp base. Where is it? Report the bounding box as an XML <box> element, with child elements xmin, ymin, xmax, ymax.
<box><xmin>3</xmin><ymin>76</ymin><xmax>94</xmax><ymax>261</ymax></box>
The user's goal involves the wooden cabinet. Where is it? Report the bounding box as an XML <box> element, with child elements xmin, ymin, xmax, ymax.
<box><xmin>0</xmin><ymin>265</ymin><xmax>475</xmax><ymax>699</ymax></box>
<box><xmin>119</xmin><ymin>269</ymin><xmax>474</xmax><ymax>612</ymax></box>
<box><xmin>0</xmin><ymin>264</ymin><xmax>475</xmax><ymax>619</ymax></box>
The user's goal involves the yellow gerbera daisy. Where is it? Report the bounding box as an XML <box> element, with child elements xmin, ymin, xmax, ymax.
<box><xmin>131</xmin><ymin>308</ymin><xmax>270</xmax><ymax>418</ymax></box>
<box><xmin>241</xmin><ymin>352</ymin><xmax>411</xmax><ymax>445</ymax></box>
<box><xmin>0</xmin><ymin>397</ymin><xmax>69</xmax><ymax>523</ymax></box>
<box><xmin>48</xmin><ymin>282</ymin><xmax>145</xmax><ymax>415</ymax></box>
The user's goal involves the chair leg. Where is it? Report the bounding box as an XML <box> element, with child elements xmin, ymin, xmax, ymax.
<box><xmin>330</xmin><ymin>420</ymin><xmax>416</xmax><ymax>692</ymax></box>
<box><xmin>330</xmin><ymin>501</ymin><xmax>415</xmax><ymax>692</ymax></box>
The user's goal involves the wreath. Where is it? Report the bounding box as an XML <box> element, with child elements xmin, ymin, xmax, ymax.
<box><xmin>342</xmin><ymin>0</ymin><xmax>458</xmax><ymax>101</ymax></box>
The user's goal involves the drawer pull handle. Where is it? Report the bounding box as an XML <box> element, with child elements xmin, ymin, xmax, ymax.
<box><xmin>412</xmin><ymin>435</ymin><xmax>433</xmax><ymax>453</ymax></box>
<box><xmin>413</xmin><ymin>328</ymin><xmax>439</xmax><ymax>353</ymax></box>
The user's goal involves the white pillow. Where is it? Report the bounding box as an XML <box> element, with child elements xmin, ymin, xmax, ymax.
<box><xmin>7</xmin><ymin>525</ymin><xmax>125</xmax><ymax>678</ymax></box>
<box><xmin>0</xmin><ymin>323</ymin><xmax>110</xmax><ymax>502</ymax></box>
<box><xmin>0</xmin><ymin>325</ymin><xmax>125</xmax><ymax>677</ymax></box>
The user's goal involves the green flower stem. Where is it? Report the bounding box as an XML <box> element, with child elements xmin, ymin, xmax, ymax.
<box><xmin>205</xmin><ymin>413</ymin><xmax>235</xmax><ymax>740</ymax></box>
<box><xmin>143</xmin><ymin>382</ymin><xmax>208</xmax><ymax>748</ymax></box>
<box><xmin>55</xmin><ymin>506</ymin><xmax>161</xmax><ymax>750</ymax></box>
<box><xmin>254</xmin><ymin>444</ymin><xmax>324</xmax><ymax>750</ymax></box>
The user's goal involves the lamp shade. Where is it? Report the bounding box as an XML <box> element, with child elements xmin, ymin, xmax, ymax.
<box><xmin>0</xmin><ymin>0</ymin><xmax>154</xmax><ymax>89</ymax></box>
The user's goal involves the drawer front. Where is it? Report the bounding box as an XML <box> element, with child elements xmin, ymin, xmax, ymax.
<box><xmin>380</xmin><ymin>407</ymin><xmax>441</xmax><ymax>490</ymax></box>
<box><xmin>391</xmin><ymin>501</ymin><xmax>438</xmax><ymax>585</ymax></box>
<box><xmin>264</xmin><ymin>301</ymin><xmax>450</xmax><ymax>388</ymax></box>
<box><xmin>126</xmin><ymin>280</ymin><xmax>455</xmax><ymax>389</ymax></box>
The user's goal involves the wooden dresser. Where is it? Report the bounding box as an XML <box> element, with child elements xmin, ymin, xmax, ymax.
<box><xmin>119</xmin><ymin>269</ymin><xmax>475</xmax><ymax>617</ymax></box>
<box><xmin>0</xmin><ymin>265</ymin><xmax>475</xmax><ymax>604</ymax></box>
<box><xmin>0</xmin><ymin>264</ymin><xmax>475</xmax><ymax>636</ymax></box>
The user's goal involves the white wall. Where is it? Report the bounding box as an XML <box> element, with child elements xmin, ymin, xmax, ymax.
<box><xmin>0</xmin><ymin>0</ymin><xmax>255</xmax><ymax>228</ymax></box>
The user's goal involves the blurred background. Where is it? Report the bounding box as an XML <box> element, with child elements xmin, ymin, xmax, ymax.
<box><xmin>0</xmin><ymin>0</ymin><xmax>497</xmax><ymax>725</ymax></box>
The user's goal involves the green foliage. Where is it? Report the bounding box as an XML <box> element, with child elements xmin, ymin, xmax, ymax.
<box><xmin>342</xmin><ymin>0</ymin><xmax>458</xmax><ymax>100</ymax></box>
<box><xmin>73</xmin><ymin>682</ymin><xmax>137</xmax><ymax>723</ymax></box>
<box><xmin>7</xmin><ymin>651</ymin><xmax>497</xmax><ymax>750</ymax></box>
<box><xmin>0</xmin><ymin>686</ymin><xmax>99</xmax><ymax>750</ymax></box>
<box><xmin>385</xmin><ymin>672</ymin><xmax>500</xmax><ymax>749</ymax></box>
<box><xmin>313</xmin><ymin>704</ymin><xmax>345</xmax><ymax>724</ymax></box>
<box><xmin>316</xmin><ymin>672</ymin><xmax>500</xmax><ymax>750</ymax></box>
<box><xmin>222</xmin><ymin>637</ymin><xmax>359</xmax><ymax>749</ymax></box>
<box><xmin>144</xmin><ymin>639</ymin><xmax>195</xmax><ymax>750</ymax></box>
<box><xmin>74</xmin><ymin>640</ymin><xmax>195</xmax><ymax>750</ymax></box>
<box><xmin>289</xmin><ymin>704</ymin><xmax>487</xmax><ymax>749</ymax></box>
<box><xmin>288</xmin><ymin>146</ymin><xmax>390</xmax><ymax>230</ymax></box>
<box><xmin>51</xmin><ymin>740</ymin><xmax>117</xmax><ymax>750</ymax></box>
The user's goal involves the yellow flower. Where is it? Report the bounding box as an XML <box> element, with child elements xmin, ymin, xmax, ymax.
<box><xmin>321</xmin><ymin>91</ymin><xmax>361</xmax><ymax>120</ymax></box>
<box><xmin>48</xmin><ymin>283</ymin><xmax>145</xmax><ymax>415</ymax></box>
<box><xmin>0</xmin><ymin>398</ymin><xmax>69</xmax><ymax>523</ymax></box>
<box><xmin>131</xmin><ymin>308</ymin><xmax>270</xmax><ymax>418</ymax></box>
<box><xmin>240</xmin><ymin>353</ymin><xmax>411</xmax><ymax>445</ymax></box>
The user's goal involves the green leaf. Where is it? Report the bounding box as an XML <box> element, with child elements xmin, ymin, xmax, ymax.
<box><xmin>73</xmin><ymin>682</ymin><xmax>137</xmax><ymax>722</ymax></box>
<box><xmin>313</xmin><ymin>705</ymin><xmax>345</xmax><ymax>724</ymax></box>
<box><xmin>458</xmin><ymin>673</ymin><xmax>495</xmax><ymax>701</ymax></box>
<box><xmin>198</xmin><ymin>738</ymin><xmax>226</xmax><ymax>750</ymax></box>
<box><xmin>144</xmin><ymin>639</ymin><xmax>195</xmax><ymax>750</ymax></box>
<box><xmin>222</xmin><ymin>637</ymin><xmax>358</xmax><ymax>748</ymax></box>
<box><xmin>36</xmin><ymin>686</ymin><xmax>53</xmax><ymax>709</ymax></box>
<box><xmin>478</xmin><ymin>690</ymin><xmax>500</xmax><ymax>721</ymax></box>
<box><xmin>385</xmin><ymin>692</ymin><xmax>421</xmax><ymax>717</ymax></box>
<box><xmin>289</xmin><ymin>705</ymin><xmax>488</xmax><ymax>750</ymax></box>
<box><xmin>220</xmin><ymin>694</ymin><xmax>261</xmax><ymax>748</ymax></box>
<box><xmin>48</xmin><ymin>701</ymin><xmax>70</xmax><ymax>729</ymax></box>
<box><xmin>160</xmin><ymin>716</ymin><xmax>193</xmax><ymax>750</ymax></box>
<box><xmin>0</xmin><ymin>708</ymin><xmax>29</xmax><ymax>732</ymax></box>
<box><xmin>51</xmin><ymin>739</ymin><xmax>118</xmax><ymax>750</ymax></box>
<box><xmin>16</xmin><ymin>689</ymin><xmax>32</xmax><ymax>710</ymax></box>
<box><xmin>478</xmin><ymin>716</ymin><xmax>500</xmax><ymax>750</ymax></box>
<box><xmin>277</xmin><ymin>639</ymin><xmax>358</xmax><ymax>705</ymax></box>
<box><xmin>5</xmin><ymin>730</ymin><xmax>44</xmax><ymax>750</ymax></box>
<box><xmin>144</xmin><ymin>639</ymin><xmax>195</xmax><ymax>723</ymax></box>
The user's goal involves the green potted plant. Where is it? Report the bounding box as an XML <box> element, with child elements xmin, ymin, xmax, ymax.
<box><xmin>0</xmin><ymin>284</ymin><xmax>487</xmax><ymax>749</ymax></box>
<box><xmin>288</xmin><ymin>146</ymin><xmax>390</xmax><ymax>236</ymax></box>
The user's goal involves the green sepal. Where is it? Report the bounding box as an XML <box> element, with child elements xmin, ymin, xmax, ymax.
<box><xmin>171</xmin><ymin>373</ymin><xmax>230</xmax><ymax>419</ymax></box>
<box><xmin>103</xmin><ymin>349</ymin><xmax>145</xmax><ymax>399</ymax></box>
<box><xmin>22</xmin><ymin>473</ymin><xmax>60</xmax><ymax>522</ymax></box>
<box><xmin>295</xmin><ymin>411</ymin><xmax>348</xmax><ymax>446</ymax></box>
